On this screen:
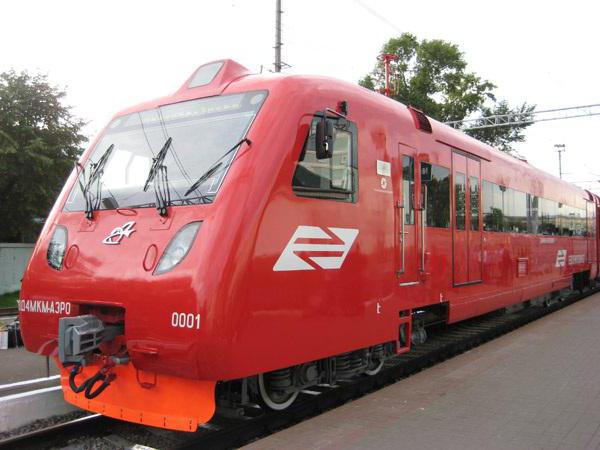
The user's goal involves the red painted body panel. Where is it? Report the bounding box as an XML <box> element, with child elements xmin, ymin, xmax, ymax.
<box><xmin>18</xmin><ymin>60</ymin><xmax>600</xmax><ymax>428</ymax></box>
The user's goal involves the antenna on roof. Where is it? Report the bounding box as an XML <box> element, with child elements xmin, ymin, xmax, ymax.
<box><xmin>378</xmin><ymin>53</ymin><xmax>398</xmax><ymax>97</ymax></box>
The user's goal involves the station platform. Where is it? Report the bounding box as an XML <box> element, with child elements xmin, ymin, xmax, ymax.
<box><xmin>0</xmin><ymin>313</ymin><xmax>58</xmax><ymax>386</ymax></box>
<box><xmin>244</xmin><ymin>292</ymin><xmax>600</xmax><ymax>450</ymax></box>
<box><xmin>0</xmin><ymin>346</ymin><xmax>58</xmax><ymax>385</ymax></box>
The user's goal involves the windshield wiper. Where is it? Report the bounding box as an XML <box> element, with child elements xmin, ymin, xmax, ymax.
<box><xmin>75</xmin><ymin>162</ymin><xmax>92</xmax><ymax>217</ymax></box>
<box><xmin>143</xmin><ymin>137</ymin><xmax>172</xmax><ymax>216</ymax></box>
<box><xmin>184</xmin><ymin>138</ymin><xmax>252</xmax><ymax>197</ymax></box>
<box><xmin>77</xmin><ymin>144</ymin><xmax>115</xmax><ymax>219</ymax></box>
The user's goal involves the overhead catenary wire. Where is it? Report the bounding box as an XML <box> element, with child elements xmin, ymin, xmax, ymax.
<box><xmin>445</xmin><ymin>103</ymin><xmax>600</xmax><ymax>130</ymax></box>
<box><xmin>351</xmin><ymin>0</ymin><xmax>403</xmax><ymax>34</ymax></box>
<box><xmin>564</xmin><ymin>180</ymin><xmax>600</xmax><ymax>184</ymax></box>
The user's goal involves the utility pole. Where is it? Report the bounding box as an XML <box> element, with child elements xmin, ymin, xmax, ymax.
<box><xmin>274</xmin><ymin>0</ymin><xmax>282</xmax><ymax>72</ymax></box>
<box><xmin>554</xmin><ymin>144</ymin><xmax>566</xmax><ymax>179</ymax></box>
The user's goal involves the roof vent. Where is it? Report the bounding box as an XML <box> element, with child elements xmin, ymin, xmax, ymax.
<box><xmin>408</xmin><ymin>106</ymin><xmax>432</xmax><ymax>133</ymax></box>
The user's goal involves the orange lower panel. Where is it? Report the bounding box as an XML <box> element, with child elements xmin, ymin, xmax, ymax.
<box><xmin>59</xmin><ymin>361</ymin><xmax>216</xmax><ymax>432</ymax></box>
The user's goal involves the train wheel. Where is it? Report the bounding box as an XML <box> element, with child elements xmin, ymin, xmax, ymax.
<box><xmin>258</xmin><ymin>373</ymin><xmax>299</xmax><ymax>410</ymax></box>
<box><xmin>364</xmin><ymin>358</ymin><xmax>384</xmax><ymax>376</ymax></box>
<box><xmin>365</xmin><ymin>344</ymin><xmax>385</xmax><ymax>376</ymax></box>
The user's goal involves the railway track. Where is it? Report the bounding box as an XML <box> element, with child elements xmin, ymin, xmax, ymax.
<box><xmin>0</xmin><ymin>414</ymin><xmax>106</xmax><ymax>449</ymax></box>
<box><xmin>1</xmin><ymin>286</ymin><xmax>597</xmax><ymax>450</ymax></box>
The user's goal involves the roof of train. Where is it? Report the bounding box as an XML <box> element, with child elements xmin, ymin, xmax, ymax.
<box><xmin>112</xmin><ymin>59</ymin><xmax>598</xmax><ymax>205</ymax></box>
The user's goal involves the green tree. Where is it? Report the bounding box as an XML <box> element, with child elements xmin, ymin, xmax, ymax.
<box><xmin>466</xmin><ymin>101</ymin><xmax>535</xmax><ymax>155</ymax></box>
<box><xmin>0</xmin><ymin>71</ymin><xmax>86</xmax><ymax>242</ymax></box>
<box><xmin>360</xmin><ymin>33</ymin><xmax>535</xmax><ymax>154</ymax></box>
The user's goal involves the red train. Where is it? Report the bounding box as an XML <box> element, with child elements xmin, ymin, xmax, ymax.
<box><xmin>19</xmin><ymin>59</ymin><xmax>600</xmax><ymax>431</ymax></box>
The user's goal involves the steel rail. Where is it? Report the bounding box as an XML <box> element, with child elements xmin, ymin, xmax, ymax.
<box><xmin>0</xmin><ymin>375</ymin><xmax>60</xmax><ymax>394</ymax></box>
<box><xmin>0</xmin><ymin>414</ymin><xmax>109</xmax><ymax>449</ymax></box>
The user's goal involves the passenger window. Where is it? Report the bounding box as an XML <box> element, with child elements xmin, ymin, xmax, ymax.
<box><xmin>527</xmin><ymin>195</ymin><xmax>540</xmax><ymax>234</ymax></box>
<box><xmin>588</xmin><ymin>202</ymin><xmax>596</xmax><ymax>238</ymax></box>
<box><xmin>558</xmin><ymin>204</ymin><xmax>571</xmax><ymax>236</ymax></box>
<box><xmin>292</xmin><ymin>117</ymin><xmax>357</xmax><ymax>202</ymax></box>
<box><xmin>469</xmin><ymin>176</ymin><xmax>479</xmax><ymax>231</ymax></box>
<box><xmin>510</xmin><ymin>190</ymin><xmax>527</xmax><ymax>233</ymax></box>
<box><xmin>455</xmin><ymin>173</ymin><xmax>466</xmax><ymax>230</ymax></box>
<box><xmin>482</xmin><ymin>181</ymin><xmax>585</xmax><ymax>236</ymax></box>
<box><xmin>501</xmin><ymin>188</ymin><xmax>526</xmax><ymax>233</ymax></box>
<box><xmin>540</xmin><ymin>199</ymin><xmax>558</xmax><ymax>235</ymax></box>
<box><xmin>402</xmin><ymin>156</ymin><xmax>415</xmax><ymax>225</ymax></box>
<box><xmin>421</xmin><ymin>162</ymin><xmax>450</xmax><ymax>228</ymax></box>
<box><xmin>573</xmin><ymin>208</ymin><xmax>586</xmax><ymax>236</ymax></box>
<box><xmin>483</xmin><ymin>181</ymin><xmax>505</xmax><ymax>232</ymax></box>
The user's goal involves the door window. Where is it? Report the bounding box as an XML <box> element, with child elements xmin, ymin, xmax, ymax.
<box><xmin>455</xmin><ymin>172</ymin><xmax>466</xmax><ymax>230</ymax></box>
<box><xmin>421</xmin><ymin>162</ymin><xmax>450</xmax><ymax>228</ymax></box>
<box><xmin>469</xmin><ymin>176</ymin><xmax>479</xmax><ymax>231</ymax></box>
<box><xmin>402</xmin><ymin>156</ymin><xmax>415</xmax><ymax>225</ymax></box>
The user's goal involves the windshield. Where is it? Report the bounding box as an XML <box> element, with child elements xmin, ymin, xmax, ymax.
<box><xmin>64</xmin><ymin>90</ymin><xmax>267</xmax><ymax>212</ymax></box>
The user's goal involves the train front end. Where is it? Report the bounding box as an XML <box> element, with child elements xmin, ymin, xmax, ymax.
<box><xmin>18</xmin><ymin>60</ymin><xmax>268</xmax><ymax>431</ymax></box>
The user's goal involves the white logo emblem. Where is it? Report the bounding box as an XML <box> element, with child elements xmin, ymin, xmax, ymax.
<box><xmin>273</xmin><ymin>226</ymin><xmax>359</xmax><ymax>271</ymax></box>
<box><xmin>102</xmin><ymin>221</ymin><xmax>136</xmax><ymax>245</ymax></box>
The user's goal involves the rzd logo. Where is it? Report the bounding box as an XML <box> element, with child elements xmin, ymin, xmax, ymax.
<box><xmin>273</xmin><ymin>226</ymin><xmax>359</xmax><ymax>271</ymax></box>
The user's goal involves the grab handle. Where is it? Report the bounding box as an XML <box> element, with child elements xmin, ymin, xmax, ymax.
<box><xmin>420</xmin><ymin>184</ymin><xmax>427</xmax><ymax>273</ymax></box>
<box><xmin>396</xmin><ymin>201</ymin><xmax>405</xmax><ymax>274</ymax></box>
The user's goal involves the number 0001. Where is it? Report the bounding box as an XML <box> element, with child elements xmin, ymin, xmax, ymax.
<box><xmin>171</xmin><ymin>312</ymin><xmax>201</xmax><ymax>329</ymax></box>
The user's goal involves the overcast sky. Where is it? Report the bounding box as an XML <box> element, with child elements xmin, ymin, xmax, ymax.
<box><xmin>2</xmin><ymin>0</ymin><xmax>599</xmax><ymax>191</ymax></box>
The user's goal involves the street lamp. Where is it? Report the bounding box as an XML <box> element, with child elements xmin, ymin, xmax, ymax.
<box><xmin>554</xmin><ymin>144</ymin><xmax>566</xmax><ymax>179</ymax></box>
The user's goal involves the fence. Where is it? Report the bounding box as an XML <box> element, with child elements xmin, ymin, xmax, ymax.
<box><xmin>0</xmin><ymin>243</ymin><xmax>34</xmax><ymax>295</ymax></box>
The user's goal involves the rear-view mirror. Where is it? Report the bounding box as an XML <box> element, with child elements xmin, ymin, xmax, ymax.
<box><xmin>315</xmin><ymin>117</ymin><xmax>335</xmax><ymax>160</ymax></box>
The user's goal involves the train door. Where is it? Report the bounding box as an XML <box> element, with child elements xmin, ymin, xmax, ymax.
<box><xmin>452</xmin><ymin>152</ymin><xmax>469</xmax><ymax>285</ymax></box>
<box><xmin>395</xmin><ymin>144</ymin><xmax>420</xmax><ymax>286</ymax></box>
<box><xmin>467</xmin><ymin>157</ymin><xmax>482</xmax><ymax>282</ymax></box>
<box><xmin>452</xmin><ymin>151</ymin><xmax>482</xmax><ymax>286</ymax></box>
<box><xmin>586</xmin><ymin>197</ymin><xmax>598</xmax><ymax>279</ymax></box>
<box><xmin>597</xmin><ymin>199</ymin><xmax>600</xmax><ymax>273</ymax></box>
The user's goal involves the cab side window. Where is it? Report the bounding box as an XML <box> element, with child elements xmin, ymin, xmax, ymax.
<box><xmin>292</xmin><ymin>117</ymin><xmax>357</xmax><ymax>202</ymax></box>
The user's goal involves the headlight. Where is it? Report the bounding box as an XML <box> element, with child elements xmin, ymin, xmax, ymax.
<box><xmin>47</xmin><ymin>226</ymin><xmax>68</xmax><ymax>270</ymax></box>
<box><xmin>154</xmin><ymin>222</ymin><xmax>202</xmax><ymax>275</ymax></box>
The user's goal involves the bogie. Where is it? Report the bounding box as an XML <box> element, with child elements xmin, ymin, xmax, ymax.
<box><xmin>224</xmin><ymin>343</ymin><xmax>395</xmax><ymax>412</ymax></box>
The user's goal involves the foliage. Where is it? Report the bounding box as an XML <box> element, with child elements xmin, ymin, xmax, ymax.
<box><xmin>0</xmin><ymin>291</ymin><xmax>18</xmax><ymax>308</ymax></box>
<box><xmin>0</xmin><ymin>71</ymin><xmax>86</xmax><ymax>242</ymax></box>
<box><xmin>360</xmin><ymin>33</ymin><xmax>535</xmax><ymax>155</ymax></box>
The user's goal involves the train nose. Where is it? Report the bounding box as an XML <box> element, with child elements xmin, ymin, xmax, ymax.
<box><xmin>19</xmin><ymin>209</ymin><xmax>206</xmax><ymax>344</ymax></box>
<box><xmin>58</xmin><ymin>209</ymin><xmax>204</xmax><ymax>279</ymax></box>
<box><xmin>74</xmin><ymin>215</ymin><xmax>157</xmax><ymax>272</ymax></box>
